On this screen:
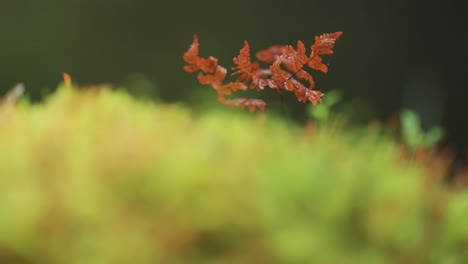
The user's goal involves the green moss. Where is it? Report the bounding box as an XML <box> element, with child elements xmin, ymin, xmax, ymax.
<box><xmin>0</xmin><ymin>85</ymin><xmax>466</xmax><ymax>263</ymax></box>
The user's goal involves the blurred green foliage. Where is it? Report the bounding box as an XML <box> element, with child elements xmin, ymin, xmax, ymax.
<box><xmin>307</xmin><ymin>90</ymin><xmax>342</xmax><ymax>122</ymax></box>
<box><xmin>0</xmin><ymin>85</ymin><xmax>467</xmax><ymax>263</ymax></box>
<box><xmin>400</xmin><ymin>109</ymin><xmax>445</xmax><ymax>151</ymax></box>
<box><xmin>123</xmin><ymin>73</ymin><xmax>160</xmax><ymax>100</ymax></box>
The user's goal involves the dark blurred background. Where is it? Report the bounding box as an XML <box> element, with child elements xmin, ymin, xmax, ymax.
<box><xmin>1</xmin><ymin>0</ymin><xmax>467</xmax><ymax>150</ymax></box>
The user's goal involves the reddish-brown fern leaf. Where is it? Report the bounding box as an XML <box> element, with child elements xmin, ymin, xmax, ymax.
<box><xmin>218</xmin><ymin>97</ymin><xmax>267</xmax><ymax>112</ymax></box>
<box><xmin>308</xmin><ymin>32</ymin><xmax>343</xmax><ymax>73</ymax></box>
<box><xmin>183</xmin><ymin>35</ymin><xmax>266</xmax><ymax>112</ymax></box>
<box><xmin>183</xmin><ymin>35</ymin><xmax>218</xmax><ymax>73</ymax></box>
<box><xmin>183</xmin><ymin>32</ymin><xmax>342</xmax><ymax>111</ymax></box>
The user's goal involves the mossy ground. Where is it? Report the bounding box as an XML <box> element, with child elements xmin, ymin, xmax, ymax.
<box><xmin>0</xmin><ymin>85</ymin><xmax>467</xmax><ymax>263</ymax></box>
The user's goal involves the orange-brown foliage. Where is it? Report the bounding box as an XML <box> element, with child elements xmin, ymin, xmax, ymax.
<box><xmin>183</xmin><ymin>32</ymin><xmax>342</xmax><ymax>111</ymax></box>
